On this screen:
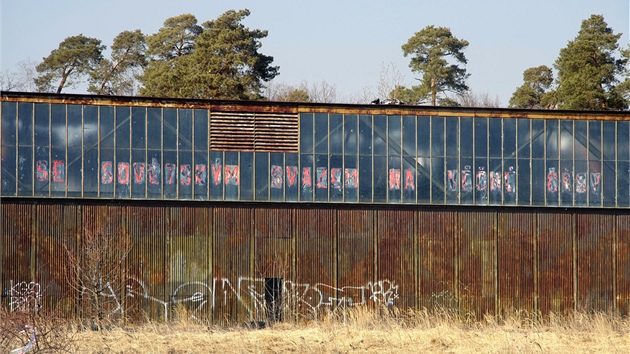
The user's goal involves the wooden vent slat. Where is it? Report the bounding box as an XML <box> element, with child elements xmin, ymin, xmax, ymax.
<box><xmin>210</xmin><ymin>112</ymin><xmax>298</xmax><ymax>152</ymax></box>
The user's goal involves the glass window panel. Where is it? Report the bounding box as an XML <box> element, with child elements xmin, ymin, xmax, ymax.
<box><xmin>504</xmin><ymin>159</ymin><xmax>516</xmax><ymax>205</ymax></box>
<box><xmin>503</xmin><ymin>118</ymin><xmax>516</xmax><ymax>158</ymax></box>
<box><xmin>574</xmin><ymin>121</ymin><xmax>587</xmax><ymax>160</ymax></box>
<box><xmin>147</xmin><ymin>108</ymin><xmax>163</xmax><ymax>150</ymax></box>
<box><xmin>344</xmin><ymin>114</ymin><xmax>358</xmax><ymax>155</ymax></box>
<box><xmin>431</xmin><ymin>116</ymin><xmax>444</xmax><ymax>157</ymax></box>
<box><xmin>147</xmin><ymin>150</ymin><xmax>162</xmax><ymax>199</ymax></box>
<box><xmin>115</xmin><ymin>106</ymin><xmax>130</xmax><ymax>149</ymax></box>
<box><xmin>17</xmin><ymin>103</ymin><xmax>33</xmax><ymax>146</ymax></box>
<box><xmin>99</xmin><ymin>149</ymin><xmax>114</xmax><ymax>198</ymax></box>
<box><xmin>67</xmin><ymin>147</ymin><xmax>82</xmax><ymax>197</ymax></box>
<box><xmin>132</xmin><ymin>107</ymin><xmax>146</xmax><ymax>150</ymax></box>
<box><xmin>51</xmin><ymin>104</ymin><xmax>66</xmax><ymax>147</ymax></box>
<box><xmin>178</xmin><ymin>109</ymin><xmax>192</xmax><ymax>150</ymax></box>
<box><xmin>388</xmin><ymin>155</ymin><xmax>402</xmax><ymax>203</ymax></box>
<box><xmin>460</xmin><ymin>117</ymin><xmax>473</xmax><ymax>157</ymax></box>
<box><xmin>315</xmin><ymin>154</ymin><xmax>328</xmax><ymax>202</ymax></box>
<box><xmin>163</xmin><ymin>150</ymin><xmax>177</xmax><ymax>199</ymax></box>
<box><xmin>255</xmin><ymin>152</ymin><xmax>268</xmax><ymax>201</ymax></box>
<box><xmin>474</xmin><ymin>158</ymin><xmax>488</xmax><ymax>205</ymax></box>
<box><xmin>194</xmin><ymin>109</ymin><xmax>208</xmax><ymax>151</ymax></box>
<box><xmin>517</xmin><ymin>159</ymin><xmax>530</xmax><ymax>205</ymax></box>
<box><xmin>531</xmin><ymin>120</ymin><xmax>544</xmax><ymax>158</ymax></box>
<box><xmin>84</xmin><ymin>148</ymin><xmax>98</xmax><ymax>198</ymax></box>
<box><xmin>270</xmin><ymin>153</ymin><xmax>284</xmax><ymax>201</ymax></box>
<box><xmin>285</xmin><ymin>153</ymin><xmax>299</xmax><ymax>202</ymax></box>
<box><xmin>193</xmin><ymin>151</ymin><xmax>208</xmax><ymax>200</ymax></box>
<box><xmin>35</xmin><ymin>103</ymin><xmax>50</xmax><ymax>147</ymax></box>
<box><xmin>546</xmin><ymin>120</ymin><xmax>558</xmax><ymax>159</ymax></box>
<box><xmin>575</xmin><ymin>160</ymin><xmax>588</xmax><ymax>207</ymax></box>
<box><xmin>603</xmin><ymin>161</ymin><xmax>615</xmax><ymax>207</ymax></box>
<box><xmin>17</xmin><ymin>146</ymin><xmax>32</xmax><ymax>196</ymax></box>
<box><xmin>67</xmin><ymin>105</ymin><xmax>82</xmax><ymax>147</ymax></box>
<box><xmin>300</xmin><ymin>113</ymin><xmax>314</xmax><ymax>154</ymax></box>
<box><xmin>315</xmin><ymin>113</ymin><xmax>328</xmax><ymax>154</ymax></box>
<box><xmin>545</xmin><ymin>159</ymin><xmax>559</xmax><ymax>206</ymax></box>
<box><xmin>475</xmin><ymin>118</ymin><xmax>487</xmax><ymax>157</ymax></box>
<box><xmin>531</xmin><ymin>159</ymin><xmax>545</xmax><ymax>206</ymax></box>
<box><xmin>83</xmin><ymin>105</ymin><xmax>98</xmax><ymax>148</ymax></box>
<box><xmin>417</xmin><ymin>157</ymin><xmax>431</xmax><ymax>203</ymax></box>
<box><xmin>224</xmin><ymin>151</ymin><xmax>238</xmax><ymax>201</ymax></box>
<box><xmin>209</xmin><ymin>151</ymin><xmax>223</xmax><ymax>200</ymax></box>
<box><xmin>489</xmin><ymin>158</ymin><xmax>502</xmax><ymax>205</ymax></box>
<box><xmin>589</xmin><ymin>161</ymin><xmax>602</xmax><ymax>207</ymax></box>
<box><xmin>445</xmin><ymin>117</ymin><xmax>458</xmax><ymax>157</ymax></box>
<box><xmin>100</xmin><ymin>106</ymin><xmax>114</xmax><ymax>149</ymax></box>
<box><xmin>373</xmin><ymin>115</ymin><xmax>387</xmax><ymax>156</ymax></box>
<box><xmin>2</xmin><ymin>101</ymin><xmax>17</xmax><ymax>146</ymax></box>
<box><xmin>618</xmin><ymin>161</ymin><xmax>629</xmax><ymax>207</ymax></box>
<box><xmin>359</xmin><ymin>155</ymin><xmax>372</xmax><ymax>202</ymax></box>
<box><xmin>489</xmin><ymin>118</ymin><xmax>502</xmax><ymax>158</ymax></box>
<box><xmin>163</xmin><ymin>108</ymin><xmax>177</xmax><ymax>151</ymax></box>
<box><xmin>445</xmin><ymin>157</ymin><xmax>459</xmax><ymax>204</ymax></box>
<box><xmin>417</xmin><ymin>116</ymin><xmax>430</xmax><ymax>157</ymax></box>
<box><xmin>460</xmin><ymin>158</ymin><xmax>473</xmax><ymax>204</ymax></box>
<box><xmin>560</xmin><ymin>120</ymin><xmax>573</xmax><ymax>160</ymax></box>
<box><xmin>51</xmin><ymin>147</ymin><xmax>66</xmax><ymax>197</ymax></box>
<box><xmin>344</xmin><ymin>155</ymin><xmax>358</xmax><ymax>202</ymax></box>
<box><xmin>178</xmin><ymin>150</ymin><xmax>193</xmax><ymax>200</ymax></box>
<box><xmin>618</xmin><ymin>121</ymin><xmax>629</xmax><ymax>161</ymax></box>
<box><xmin>1</xmin><ymin>146</ymin><xmax>16</xmax><ymax>196</ymax></box>
<box><xmin>116</xmin><ymin>149</ymin><xmax>131</xmax><ymax>199</ymax></box>
<box><xmin>240</xmin><ymin>152</ymin><xmax>253</xmax><ymax>201</ymax></box>
<box><xmin>330</xmin><ymin>154</ymin><xmax>343</xmax><ymax>202</ymax></box>
<box><xmin>359</xmin><ymin>115</ymin><xmax>373</xmax><ymax>155</ymax></box>
<box><xmin>329</xmin><ymin>114</ymin><xmax>343</xmax><ymax>154</ymax></box>
<box><xmin>589</xmin><ymin>121</ymin><xmax>601</xmax><ymax>161</ymax></box>
<box><xmin>300</xmin><ymin>154</ymin><xmax>314</xmax><ymax>201</ymax></box>
<box><xmin>560</xmin><ymin>161</ymin><xmax>574</xmax><ymax>207</ymax></box>
<box><xmin>34</xmin><ymin>146</ymin><xmax>50</xmax><ymax>197</ymax></box>
<box><xmin>402</xmin><ymin>115</ymin><xmax>416</xmax><ymax>157</ymax></box>
<box><xmin>431</xmin><ymin>157</ymin><xmax>444</xmax><ymax>204</ymax></box>
<box><xmin>603</xmin><ymin>121</ymin><xmax>616</xmax><ymax>161</ymax></box>
<box><xmin>402</xmin><ymin>157</ymin><xmax>416</xmax><ymax>204</ymax></box>
<box><xmin>373</xmin><ymin>155</ymin><xmax>387</xmax><ymax>203</ymax></box>
<box><xmin>388</xmin><ymin>115</ymin><xmax>401</xmax><ymax>157</ymax></box>
<box><xmin>131</xmin><ymin>149</ymin><xmax>147</xmax><ymax>199</ymax></box>
<box><xmin>517</xmin><ymin>118</ymin><xmax>530</xmax><ymax>159</ymax></box>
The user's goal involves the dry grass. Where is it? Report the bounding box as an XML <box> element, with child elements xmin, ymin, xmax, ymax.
<box><xmin>5</xmin><ymin>307</ymin><xmax>630</xmax><ymax>353</ymax></box>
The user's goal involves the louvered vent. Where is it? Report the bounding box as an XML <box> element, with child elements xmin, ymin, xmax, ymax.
<box><xmin>210</xmin><ymin>112</ymin><xmax>298</xmax><ymax>152</ymax></box>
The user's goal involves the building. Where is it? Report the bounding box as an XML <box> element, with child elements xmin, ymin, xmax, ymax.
<box><xmin>1</xmin><ymin>91</ymin><xmax>629</xmax><ymax>323</ymax></box>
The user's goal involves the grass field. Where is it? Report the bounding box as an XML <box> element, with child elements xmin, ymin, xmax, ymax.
<box><xmin>4</xmin><ymin>308</ymin><xmax>630</xmax><ymax>353</ymax></box>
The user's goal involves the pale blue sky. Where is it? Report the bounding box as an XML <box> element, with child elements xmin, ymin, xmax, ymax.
<box><xmin>1</xmin><ymin>1</ymin><xmax>628</xmax><ymax>105</ymax></box>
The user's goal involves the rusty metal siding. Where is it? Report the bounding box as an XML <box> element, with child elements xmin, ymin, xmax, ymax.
<box><xmin>1</xmin><ymin>203</ymin><xmax>33</xmax><ymax>308</ymax></box>
<box><xmin>212</xmin><ymin>206</ymin><xmax>252</xmax><ymax>323</ymax></box>
<box><xmin>458</xmin><ymin>211</ymin><xmax>496</xmax><ymax>316</ymax></box>
<box><xmin>576</xmin><ymin>213</ymin><xmax>614</xmax><ymax>311</ymax></box>
<box><xmin>169</xmin><ymin>206</ymin><xmax>212</xmax><ymax>322</ymax></box>
<box><xmin>210</xmin><ymin>112</ymin><xmax>299</xmax><ymax>153</ymax></box>
<box><xmin>616</xmin><ymin>214</ymin><xmax>630</xmax><ymax>314</ymax></box>
<box><xmin>538</xmin><ymin>212</ymin><xmax>575</xmax><ymax>314</ymax></box>
<box><xmin>337</xmin><ymin>209</ymin><xmax>375</xmax><ymax>305</ymax></box>
<box><xmin>417</xmin><ymin>211</ymin><xmax>457</xmax><ymax>310</ymax></box>
<box><xmin>497</xmin><ymin>212</ymin><xmax>535</xmax><ymax>314</ymax></box>
<box><xmin>377</xmin><ymin>209</ymin><xmax>414</xmax><ymax>310</ymax></box>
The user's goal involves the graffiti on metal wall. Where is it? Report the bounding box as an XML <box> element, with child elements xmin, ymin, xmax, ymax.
<box><xmin>2</xmin><ymin>281</ymin><xmax>41</xmax><ymax>313</ymax></box>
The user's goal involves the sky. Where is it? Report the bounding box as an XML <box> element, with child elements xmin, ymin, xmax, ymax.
<box><xmin>1</xmin><ymin>0</ymin><xmax>628</xmax><ymax>106</ymax></box>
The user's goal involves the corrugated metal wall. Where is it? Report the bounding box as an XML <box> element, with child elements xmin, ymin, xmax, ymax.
<box><xmin>2</xmin><ymin>200</ymin><xmax>630</xmax><ymax>322</ymax></box>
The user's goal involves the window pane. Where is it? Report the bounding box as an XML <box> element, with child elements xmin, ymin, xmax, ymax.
<box><xmin>67</xmin><ymin>147</ymin><xmax>82</xmax><ymax>197</ymax></box>
<box><xmin>270</xmin><ymin>153</ymin><xmax>284</xmax><ymax>202</ymax></box>
<box><xmin>417</xmin><ymin>157</ymin><xmax>431</xmax><ymax>203</ymax></box>
<box><xmin>84</xmin><ymin>105</ymin><xmax>98</xmax><ymax>148</ymax></box>
<box><xmin>344</xmin><ymin>114</ymin><xmax>358</xmax><ymax>155</ymax></box>
<box><xmin>618</xmin><ymin>121</ymin><xmax>629</xmax><ymax>161</ymax></box>
<box><xmin>560</xmin><ymin>120</ymin><xmax>573</xmax><ymax>160</ymax></box>
<box><xmin>300</xmin><ymin>154</ymin><xmax>314</xmax><ymax>201</ymax></box>
<box><xmin>546</xmin><ymin>160</ymin><xmax>558</xmax><ymax>206</ymax></box>
<box><xmin>194</xmin><ymin>151</ymin><xmax>208</xmax><ymax>200</ymax></box>
<box><xmin>132</xmin><ymin>107</ymin><xmax>146</xmax><ymax>149</ymax></box>
<box><xmin>35</xmin><ymin>103</ymin><xmax>50</xmax><ymax>147</ymax></box>
<box><xmin>461</xmin><ymin>117</ymin><xmax>473</xmax><ymax>157</ymax></box>
<box><xmin>503</xmin><ymin>118</ymin><xmax>516</xmax><ymax>158</ymax></box>
<box><xmin>147</xmin><ymin>108</ymin><xmax>162</xmax><ymax>150</ymax></box>
<box><xmin>373</xmin><ymin>155</ymin><xmax>387</xmax><ymax>203</ymax></box>
<box><xmin>574</xmin><ymin>120</ymin><xmax>587</xmax><ymax>160</ymax></box>
<box><xmin>67</xmin><ymin>105</ymin><xmax>82</xmax><ymax>147</ymax></box>
<box><xmin>163</xmin><ymin>150</ymin><xmax>177</xmax><ymax>199</ymax></box>
<box><xmin>17</xmin><ymin>146</ymin><xmax>32</xmax><ymax>196</ymax></box>
<box><xmin>589</xmin><ymin>121</ymin><xmax>601</xmax><ymax>160</ymax></box>
<box><xmin>402</xmin><ymin>115</ymin><xmax>415</xmax><ymax>157</ymax></box>
<box><xmin>115</xmin><ymin>106</ymin><xmax>130</xmax><ymax>149</ymax></box>
<box><xmin>194</xmin><ymin>109</ymin><xmax>208</xmax><ymax>151</ymax></box>
<box><xmin>373</xmin><ymin>115</ymin><xmax>386</xmax><ymax>155</ymax></box>
<box><xmin>388</xmin><ymin>155</ymin><xmax>402</xmax><ymax>203</ymax></box>
<box><xmin>225</xmin><ymin>151</ymin><xmax>238</xmax><ymax>201</ymax></box>
<box><xmin>475</xmin><ymin>118</ymin><xmax>487</xmax><ymax>157</ymax></box>
<box><xmin>417</xmin><ymin>116</ymin><xmax>430</xmax><ymax>157</ymax></box>
<box><xmin>431</xmin><ymin>157</ymin><xmax>444</xmax><ymax>204</ymax></box>
<box><xmin>517</xmin><ymin>159</ymin><xmax>530</xmax><ymax>205</ymax></box>
<box><xmin>330</xmin><ymin>154</ymin><xmax>343</xmax><ymax>202</ymax></box>
<box><xmin>344</xmin><ymin>155</ymin><xmax>358</xmax><ymax>202</ymax></box>
<box><xmin>286</xmin><ymin>153</ymin><xmax>299</xmax><ymax>202</ymax></box>
<box><xmin>240</xmin><ymin>152</ymin><xmax>253</xmax><ymax>201</ymax></box>
<box><xmin>131</xmin><ymin>149</ymin><xmax>147</xmax><ymax>199</ymax></box>
<box><xmin>603</xmin><ymin>121</ymin><xmax>615</xmax><ymax>161</ymax></box>
<box><xmin>100</xmin><ymin>149</ymin><xmax>114</xmax><ymax>198</ymax></box>
<box><xmin>17</xmin><ymin>103</ymin><xmax>33</xmax><ymax>146</ymax></box>
<box><xmin>359</xmin><ymin>155</ymin><xmax>372</xmax><ymax>202</ymax></box>
<box><xmin>388</xmin><ymin>115</ymin><xmax>401</xmax><ymax>156</ymax></box>
<box><xmin>2</xmin><ymin>101</ymin><xmax>17</xmax><ymax>146</ymax></box>
<box><xmin>315</xmin><ymin>113</ymin><xmax>328</xmax><ymax>154</ymax></box>
<box><xmin>359</xmin><ymin>115</ymin><xmax>372</xmax><ymax>155</ymax></box>
<box><xmin>329</xmin><ymin>114</ymin><xmax>343</xmax><ymax>154</ymax></box>
<box><xmin>178</xmin><ymin>150</ymin><xmax>193</xmax><ymax>200</ymax></box>
<box><xmin>315</xmin><ymin>154</ymin><xmax>328</xmax><ymax>202</ymax></box>
<box><xmin>51</xmin><ymin>147</ymin><xmax>66</xmax><ymax>197</ymax></box>
<box><xmin>147</xmin><ymin>150</ymin><xmax>162</xmax><ymax>199</ymax></box>
<box><xmin>51</xmin><ymin>104</ymin><xmax>66</xmax><ymax>147</ymax></box>
<box><xmin>255</xmin><ymin>152</ymin><xmax>268</xmax><ymax>201</ymax></box>
<box><xmin>546</xmin><ymin>120</ymin><xmax>558</xmax><ymax>159</ymax></box>
<box><xmin>116</xmin><ymin>149</ymin><xmax>131</xmax><ymax>199</ymax></box>
<box><xmin>84</xmin><ymin>148</ymin><xmax>98</xmax><ymax>198</ymax></box>
<box><xmin>300</xmin><ymin>113</ymin><xmax>314</xmax><ymax>154</ymax></box>
<box><xmin>517</xmin><ymin>118</ymin><xmax>530</xmax><ymax>158</ymax></box>
<box><xmin>445</xmin><ymin>116</ymin><xmax>458</xmax><ymax>157</ymax></box>
<box><xmin>164</xmin><ymin>108</ymin><xmax>177</xmax><ymax>151</ymax></box>
<box><xmin>531</xmin><ymin>120</ymin><xmax>544</xmax><ymax>158</ymax></box>
<box><xmin>431</xmin><ymin>116</ymin><xmax>444</xmax><ymax>157</ymax></box>
<box><xmin>1</xmin><ymin>146</ymin><xmax>16</xmax><ymax>196</ymax></box>
<box><xmin>178</xmin><ymin>109</ymin><xmax>192</xmax><ymax>150</ymax></box>
<box><xmin>100</xmin><ymin>106</ymin><xmax>114</xmax><ymax>149</ymax></box>
<box><xmin>489</xmin><ymin>118</ymin><xmax>502</xmax><ymax>158</ymax></box>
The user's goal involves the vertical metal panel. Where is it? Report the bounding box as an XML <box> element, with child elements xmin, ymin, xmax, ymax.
<box><xmin>36</xmin><ymin>204</ymin><xmax>78</xmax><ymax>312</ymax></box>
<box><xmin>576</xmin><ymin>213</ymin><xmax>613</xmax><ymax>311</ymax></box>
<box><xmin>377</xmin><ymin>209</ymin><xmax>414</xmax><ymax>309</ymax></box>
<box><xmin>458</xmin><ymin>211</ymin><xmax>496</xmax><ymax>316</ymax></box>
<box><xmin>417</xmin><ymin>210</ymin><xmax>456</xmax><ymax>310</ymax></box>
<box><xmin>616</xmin><ymin>214</ymin><xmax>630</xmax><ymax>314</ymax></box>
<box><xmin>337</xmin><ymin>209</ymin><xmax>375</xmax><ymax>307</ymax></box>
<box><xmin>497</xmin><ymin>212</ymin><xmax>535</xmax><ymax>314</ymax></box>
<box><xmin>294</xmin><ymin>208</ymin><xmax>336</xmax><ymax>316</ymax></box>
<box><xmin>212</xmin><ymin>206</ymin><xmax>252</xmax><ymax>323</ymax></box>
<box><xmin>169</xmin><ymin>206</ymin><xmax>212</xmax><ymax>322</ymax></box>
<box><xmin>126</xmin><ymin>205</ymin><xmax>166</xmax><ymax>321</ymax></box>
<box><xmin>1</xmin><ymin>203</ymin><xmax>33</xmax><ymax>309</ymax></box>
<box><xmin>538</xmin><ymin>212</ymin><xmax>574</xmax><ymax>314</ymax></box>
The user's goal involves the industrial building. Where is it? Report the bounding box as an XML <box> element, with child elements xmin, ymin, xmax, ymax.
<box><xmin>1</xmin><ymin>91</ymin><xmax>629</xmax><ymax>323</ymax></box>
